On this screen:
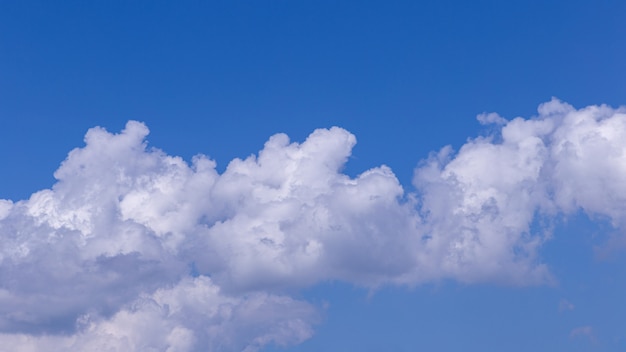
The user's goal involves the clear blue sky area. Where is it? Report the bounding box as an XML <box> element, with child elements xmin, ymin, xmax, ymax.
<box><xmin>1</xmin><ymin>1</ymin><xmax>625</xmax><ymax>351</ymax></box>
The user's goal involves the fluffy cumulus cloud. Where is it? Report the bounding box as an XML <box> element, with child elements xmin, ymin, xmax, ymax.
<box><xmin>0</xmin><ymin>276</ymin><xmax>316</xmax><ymax>352</ymax></box>
<box><xmin>415</xmin><ymin>99</ymin><xmax>626</xmax><ymax>283</ymax></box>
<box><xmin>0</xmin><ymin>99</ymin><xmax>625</xmax><ymax>350</ymax></box>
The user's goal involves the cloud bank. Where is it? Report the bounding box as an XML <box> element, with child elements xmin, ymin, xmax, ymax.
<box><xmin>0</xmin><ymin>99</ymin><xmax>625</xmax><ymax>350</ymax></box>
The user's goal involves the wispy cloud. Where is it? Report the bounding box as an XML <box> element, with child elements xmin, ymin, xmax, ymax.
<box><xmin>559</xmin><ymin>299</ymin><xmax>575</xmax><ymax>312</ymax></box>
<box><xmin>569</xmin><ymin>325</ymin><xmax>595</xmax><ymax>343</ymax></box>
<box><xmin>0</xmin><ymin>99</ymin><xmax>625</xmax><ymax>350</ymax></box>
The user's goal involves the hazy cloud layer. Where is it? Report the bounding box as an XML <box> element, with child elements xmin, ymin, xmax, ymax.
<box><xmin>0</xmin><ymin>99</ymin><xmax>625</xmax><ymax>350</ymax></box>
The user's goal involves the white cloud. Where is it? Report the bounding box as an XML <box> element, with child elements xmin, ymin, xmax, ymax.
<box><xmin>476</xmin><ymin>112</ymin><xmax>508</xmax><ymax>125</ymax></box>
<box><xmin>413</xmin><ymin>98</ymin><xmax>626</xmax><ymax>284</ymax></box>
<box><xmin>0</xmin><ymin>99</ymin><xmax>625</xmax><ymax>350</ymax></box>
<box><xmin>0</xmin><ymin>277</ymin><xmax>317</xmax><ymax>352</ymax></box>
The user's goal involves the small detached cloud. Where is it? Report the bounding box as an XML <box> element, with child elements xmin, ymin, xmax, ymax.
<box><xmin>0</xmin><ymin>99</ymin><xmax>625</xmax><ymax>350</ymax></box>
<box><xmin>570</xmin><ymin>325</ymin><xmax>595</xmax><ymax>342</ymax></box>
<box><xmin>476</xmin><ymin>112</ymin><xmax>508</xmax><ymax>125</ymax></box>
<box><xmin>559</xmin><ymin>299</ymin><xmax>575</xmax><ymax>312</ymax></box>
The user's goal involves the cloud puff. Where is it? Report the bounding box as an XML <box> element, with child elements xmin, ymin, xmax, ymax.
<box><xmin>0</xmin><ymin>99</ymin><xmax>625</xmax><ymax>350</ymax></box>
<box><xmin>0</xmin><ymin>276</ymin><xmax>317</xmax><ymax>352</ymax></box>
<box><xmin>414</xmin><ymin>99</ymin><xmax>626</xmax><ymax>284</ymax></box>
<box><xmin>476</xmin><ymin>112</ymin><xmax>508</xmax><ymax>125</ymax></box>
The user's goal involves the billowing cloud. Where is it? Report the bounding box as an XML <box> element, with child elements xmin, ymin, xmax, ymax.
<box><xmin>0</xmin><ymin>99</ymin><xmax>625</xmax><ymax>350</ymax></box>
<box><xmin>0</xmin><ymin>277</ymin><xmax>316</xmax><ymax>352</ymax></box>
<box><xmin>414</xmin><ymin>99</ymin><xmax>626</xmax><ymax>284</ymax></box>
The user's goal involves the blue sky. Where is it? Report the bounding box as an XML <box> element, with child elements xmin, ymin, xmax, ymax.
<box><xmin>1</xmin><ymin>1</ymin><xmax>626</xmax><ymax>351</ymax></box>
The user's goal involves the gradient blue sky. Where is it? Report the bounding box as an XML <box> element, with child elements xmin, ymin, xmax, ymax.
<box><xmin>1</xmin><ymin>1</ymin><xmax>626</xmax><ymax>351</ymax></box>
